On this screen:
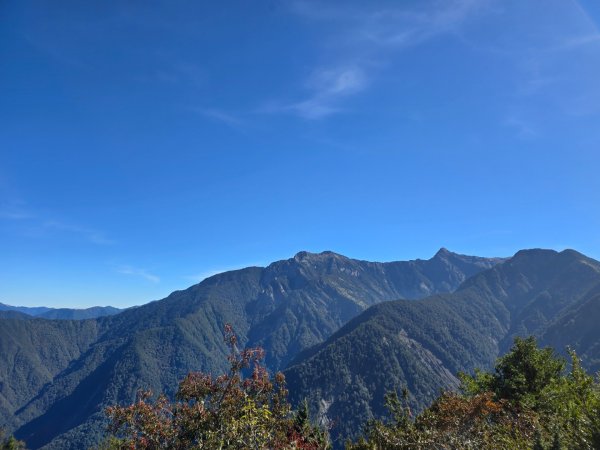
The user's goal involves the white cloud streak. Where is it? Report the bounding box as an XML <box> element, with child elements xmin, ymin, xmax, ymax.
<box><xmin>0</xmin><ymin>200</ymin><xmax>114</xmax><ymax>245</ymax></box>
<box><xmin>274</xmin><ymin>66</ymin><xmax>367</xmax><ymax>119</ymax></box>
<box><xmin>0</xmin><ymin>210</ymin><xmax>34</xmax><ymax>220</ymax></box>
<box><xmin>43</xmin><ymin>220</ymin><xmax>115</xmax><ymax>245</ymax></box>
<box><xmin>556</xmin><ymin>33</ymin><xmax>600</xmax><ymax>50</ymax></box>
<box><xmin>357</xmin><ymin>0</ymin><xmax>488</xmax><ymax>47</ymax></box>
<box><xmin>194</xmin><ymin>108</ymin><xmax>244</xmax><ymax>127</ymax></box>
<box><xmin>504</xmin><ymin>115</ymin><xmax>537</xmax><ymax>139</ymax></box>
<box><xmin>0</xmin><ymin>199</ymin><xmax>34</xmax><ymax>221</ymax></box>
<box><xmin>117</xmin><ymin>266</ymin><xmax>160</xmax><ymax>283</ymax></box>
<box><xmin>510</xmin><ymin>0</ymin><xmax>600</xmax><ymax>118</ymax></box>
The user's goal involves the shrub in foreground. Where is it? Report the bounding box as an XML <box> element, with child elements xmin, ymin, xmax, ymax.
<box><xmin>104</xmin><ymin>324</ymin><xmax>330</xmax><ymax>449</ymax></box>
<box><xmin>348</xmin><ymin>337</ymin><xmax>600</xmax><ymax>450</ymax></box>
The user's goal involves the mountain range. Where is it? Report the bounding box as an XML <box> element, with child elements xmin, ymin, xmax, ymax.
<box><xmin>2</xmin><ymin>248</ymin><xmax>600</xmax><ymax>448</ymax></box>
<box><xmin>284</xmin><ymin>249</ymin><xmax>600</xmax><ymax>444</ymax></box>
<box><xmin>0</xmin><ymin>303</ymin><xmax>122</xmax><ymax>320</ymax></box>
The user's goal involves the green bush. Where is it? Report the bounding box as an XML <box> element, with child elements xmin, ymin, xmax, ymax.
<box><xmin>0</xmin><ymin>430</ymin><xmax>26</xmax><ymax>450</ymax></box>
<box><xmin>348</xmin><ymin>337</ymin><xmax>600</xmax><ymax>450</ymax></box>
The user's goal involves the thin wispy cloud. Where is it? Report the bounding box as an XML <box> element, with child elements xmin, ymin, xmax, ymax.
<box><xmin>0</xmin><ymin>209</ymin><xmax>34</xmax><ymax>220</ymax></box>
<box><xmin>290</xmin><ymin>0</ymin><xmax>492</xmax><ymax>50</ymax></box>
<box><xmin>570</xmin><ymin>0</ymin><xmax>600</xmax><ymax>39</ymax></box>
<box><xmin>152</xmin><ymin>60</ymin><xmax>207</xmax><ymax>89</ymax></box>
<box><xmin>536</xmin><ymin>1</ymin><xmax>600</xmax><ymax>53</ymax></box>
<box><xmin>0</xmin><ymin>199</ymin><xmax>34</xmax><ymax>221</ymax></box>
<box><xmin>269</xmin><ymin>66</ymin><xmax>367</xmax><ymax>119</ymax></box>
<box><xmin>269</xmin><ymin>0</ymin><xmax>491</xmax><ymax>119</ymax></box>
<box><xmin>504</xmin><ymin>115</ymin><xmax>538</xmax><ymax>139</ymax></box>
<box><xmin>0</xmin><ymin>199</ymin><xmax>114</xmax><ymax>245</ymax></box>
<box><xmin>515</xmin><ymin>1</ymin><xmax>600</xmax><ymax>118</ymax></box>
<box><xmin>43</xmin><ymin>220</ymin><xmax>115</xmax><ymax>245</ymax></box>
<box><xmin>194</xmin><ymin>108</ymin><xmax>244</xmax><ymax>127</ymax></box>
<box><xmin>286</xmin><ymin>0</ymin><xmax>599</xmax><ymax>124</ymax></box>
<box><xmin>358</xmin><ymin>0</ymin><xmax>489</xmax><ymax>47</ymax></box>
<box><xmin>516</xmin><ymin>75</ymin><xmax>560</xmax><ymax>97</ymax></box>
<box><xmin>117</xmin><ymin>266</ymin><xmax>160</xmax><ymax>283</ymax></box>
<box><xmin>556</xmin><ymin>33</ymin><xmax>600</xmax><ymax>50</ymax></box>
<box><xmin>290</xmin><ymin>0</ymin><xmax>487</xmax><ymax>34</ymax></box>
<box><xmin>308</xmin><ymin>66</ymin><xmax>366</xmax><ymax>97</ymax></box>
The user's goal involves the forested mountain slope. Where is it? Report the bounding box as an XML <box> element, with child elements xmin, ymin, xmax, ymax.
<box><xmin>1</xmin><ymin>249</ymin><xmax>499</xmax><ymax>449</ymax></box>
<box><xmin>0</xmin><ymin>316</ymin><xmax>101</xmax><ymax>431</ymax></box>
<box><xmin>284</xmin><ymin>249</ymin><xmax>600</xmax><ymax>445</ymax></box>
<box><xmin>540</xmin><ymin>283</ymin><xmax>600</xmax><ymax>372</ymax></box>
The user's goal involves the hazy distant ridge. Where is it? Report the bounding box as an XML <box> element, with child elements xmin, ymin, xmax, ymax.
<box><xmin>0</xmin><ymin>302</ymin><xmax>122</xmax><ymax>320</ymax></box>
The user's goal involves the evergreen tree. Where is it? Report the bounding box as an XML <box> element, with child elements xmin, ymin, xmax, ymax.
<box><xmin>348</xmin><ymin>337</ymin><xmax>600</xmax><ymax>450</ymax></box>
<box><xmin>0</xmin><ymin>430</ymin><xmax>26</xmax><ymax>450</ymax></box>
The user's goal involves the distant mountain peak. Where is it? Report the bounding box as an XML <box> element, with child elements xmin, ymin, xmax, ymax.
<box><xmin>293</xmin><ymin>250</ymin><xmax>342</xmax><ymax>262</ymax></box>
<box><xmin>434</xmin><ymin>247</ymin><xmax>452</xmax><ymax>258</ymax></box>
<box><xmin>513</xmin><ymin>248</ymin><xmax>558</xmax><ymax>258</ymax></box>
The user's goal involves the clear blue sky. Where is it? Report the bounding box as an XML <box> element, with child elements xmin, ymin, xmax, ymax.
<box><xmin>1</xmin><ymin>0</ymin><xmax>600</xmax><ymax>308</ymax></box>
